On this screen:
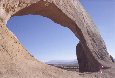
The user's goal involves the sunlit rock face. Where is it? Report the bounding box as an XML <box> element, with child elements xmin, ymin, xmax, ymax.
<box><xmin>0</xmin><ymin>0</ymin><xmax>114</xmax><ymax>77</ymax></box>
<box><xmin>0</xmin><ymin>7</ymin><xmax>8</xmax><ymax>23</ymax></box>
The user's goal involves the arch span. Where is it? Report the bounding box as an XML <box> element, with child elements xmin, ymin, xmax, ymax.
<box><xmin>0</xmin><ymin>0</ymin><xmax>114</xmax><ymax>72</ymax></box>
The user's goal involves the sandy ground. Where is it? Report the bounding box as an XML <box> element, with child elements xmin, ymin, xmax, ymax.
<box><xmin>0</xmin><ymin>57</ymin><xmax>115</xmax><ymax>78</ymax></box>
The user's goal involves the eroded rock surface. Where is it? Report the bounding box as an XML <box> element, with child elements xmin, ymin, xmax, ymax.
<box><xmin>0</xmin><ymin>0</ymin><xmax>115</xmax><ymax>78</ymax></box>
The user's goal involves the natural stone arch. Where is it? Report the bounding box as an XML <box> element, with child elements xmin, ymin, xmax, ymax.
<box><xmin>0</xmin><ymin>0</ymin><xmax>114</xmax><ymax>73</ymax></box>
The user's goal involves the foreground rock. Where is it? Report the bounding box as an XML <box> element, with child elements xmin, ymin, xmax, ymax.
<box><xmin>0</xmin><ymin>0</ymin><xmax>115</xmax><ymax>77</ymax></box>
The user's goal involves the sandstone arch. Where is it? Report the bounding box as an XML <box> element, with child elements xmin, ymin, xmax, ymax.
<box><xmin>0</xmin><ymin>0</ymin><xmax>114</xmax><ymax>73</ymax></box>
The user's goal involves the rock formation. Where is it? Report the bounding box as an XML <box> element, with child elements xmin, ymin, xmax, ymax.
<box><xmin>0</xmin><ymin>0</ymin><xmax>115</xmax><ymax>77</ymax></box>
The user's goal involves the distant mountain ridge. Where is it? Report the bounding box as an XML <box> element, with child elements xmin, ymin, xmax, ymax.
<box><xmin>46</xmin><ymin>58</ymin><xmax>115</xmax><ymax>65</ymax></box>
<box><xmin>45</xmin><ymin>60</ymin><xmax>78</xmax><ymax>65</ymax></box>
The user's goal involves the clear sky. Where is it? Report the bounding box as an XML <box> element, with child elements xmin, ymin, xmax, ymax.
<box><xmin>7</xmin><ymin>0</ymin><xmax>115</xmax><ymax>62</ymax></box>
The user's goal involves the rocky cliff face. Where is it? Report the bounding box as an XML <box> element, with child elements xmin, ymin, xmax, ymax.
<box><xmin>0</xmin><ymin>0</ymin><xmax>115</xmax><ymax>77</ymax></box>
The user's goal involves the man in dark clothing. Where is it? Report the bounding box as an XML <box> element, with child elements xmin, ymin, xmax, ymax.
<box><xmin>110</xmin><ymin>55</ymin><xmax>114</xmax><ymax>63</ymax></box>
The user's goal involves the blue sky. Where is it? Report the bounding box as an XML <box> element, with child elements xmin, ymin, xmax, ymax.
<box><xmin>7</xmin><ymin>0</ymin><xmax>115</xmax><ymax>62</ymax></box>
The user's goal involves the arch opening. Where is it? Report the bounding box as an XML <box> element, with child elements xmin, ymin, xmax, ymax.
<box><xmin>7</xmin><ymin>15</ymin><xmax>80</xmax><ymax>71</ymax></box>
<box><xmin>9</xmin><ymin>1</ymin><xmax>83</xmax><ymax>71</ymax></box>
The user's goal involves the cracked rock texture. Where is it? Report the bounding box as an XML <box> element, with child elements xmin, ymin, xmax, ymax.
<box><xmin>0</xmin><ymin>0</ymin><xmax>115</xmax><ymax>78</ymax></box>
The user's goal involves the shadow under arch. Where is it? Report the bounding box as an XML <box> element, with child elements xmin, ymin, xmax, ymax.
<box><xmin>2</xmin><ymin>0</ymin><xmax>114</xmax><ymax>72</ymax></box>
<box><xmin>13</xmin><ymin>1</ymin><xmax>81</xmax><ymax>39</ymax></box>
